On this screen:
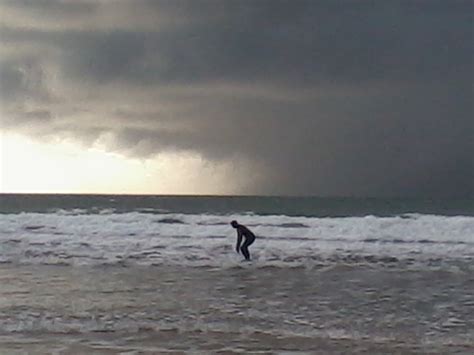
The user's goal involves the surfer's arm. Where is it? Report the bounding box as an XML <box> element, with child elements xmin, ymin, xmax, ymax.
<box><xmin>235</xmin><ymin>230</ymin><xmax>242</xmax><ymax>253</ymax></box>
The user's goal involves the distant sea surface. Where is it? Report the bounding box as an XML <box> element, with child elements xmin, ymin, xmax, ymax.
<box><xmin>1</xmin><ymin>194</ymin><xmax>473</xmax><ymax>353</ymax></box>
<box><xmin>1</xmin><ymin>193</ymin><xmax>473</xmax><ymax>216</ymax></box>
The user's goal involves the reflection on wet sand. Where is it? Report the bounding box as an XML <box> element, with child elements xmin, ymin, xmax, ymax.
<box><xmin>0</xmin><ymin>264</ymin><xmax>473</xmax><ymax>353</ymax></box>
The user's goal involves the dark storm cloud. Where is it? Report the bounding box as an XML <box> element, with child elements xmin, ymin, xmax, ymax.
<box><xmin>0</xmin><ymin>0</ymin><xmax>472</xmax><ymax>196</ymax></box>
<box><xmin>0</xmin><ymin>56</ymin><xmax>49</xmax><ymax>102</ymax></box>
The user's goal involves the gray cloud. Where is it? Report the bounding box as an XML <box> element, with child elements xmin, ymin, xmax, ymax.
<box><xmin>0</xmin><ymin>0</ymin><xmax>472</xmax><ymax>196</ymax></box>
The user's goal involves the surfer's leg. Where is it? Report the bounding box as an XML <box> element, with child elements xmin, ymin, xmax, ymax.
<box><xmin>241</xmin><ymin>244</ymin><xmax>250</xmax><ymax>260</ymax></box>
<box><xmin>241</xmin><ymin>236</ymin><xmax>254</xmax><ymax>260</ymax></box>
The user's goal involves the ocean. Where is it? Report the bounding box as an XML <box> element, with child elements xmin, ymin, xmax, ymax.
<box><xmin>0</xmin><ymin>194</ymin><xmax>473</xmax><ymax>354</ymax></box>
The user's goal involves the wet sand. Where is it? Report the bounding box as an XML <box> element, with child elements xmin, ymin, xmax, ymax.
<box><xmin>1</xmin><ymin>330</ymin><xmax>472</xmax><ymax>354</ymax></box>
<box><xmin>0</xmin><ymin>263</ymin><xmax>473</xmax><ymax>354</ymax></box>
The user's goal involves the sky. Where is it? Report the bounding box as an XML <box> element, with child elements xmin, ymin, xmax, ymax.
<box><xmin>0</xmin><ymin>0</ymin><xmax>472</xmax><ymax>196</ymax></box>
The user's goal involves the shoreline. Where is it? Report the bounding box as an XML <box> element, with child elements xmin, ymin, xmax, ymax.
<box><xmin>1</xmin><ymin>330</ymin><xmax>473</xmax><ymax>354</ymax></box>
<box><xmin>1</xmin><ymin>264</ymin><xmax>473</xmax><ymax>353</ymax></box>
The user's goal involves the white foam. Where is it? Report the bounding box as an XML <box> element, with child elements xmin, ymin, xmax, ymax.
<box><xmin>0</xmin><ymin>212</ymin><xmax>473</xmax><ymax>267</ymax></box>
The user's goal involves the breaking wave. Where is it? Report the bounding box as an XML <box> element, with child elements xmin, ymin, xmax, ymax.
<box><xmin>0</xmin><ymin>211</ymin><xmax>473</xmax><ymax>268</ymax></box>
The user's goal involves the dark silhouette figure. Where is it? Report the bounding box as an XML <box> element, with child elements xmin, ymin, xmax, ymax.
<box><xmin>231</xmin><ymin>220</ymin><xmax>256</xmax><ymax>261</ymax></box>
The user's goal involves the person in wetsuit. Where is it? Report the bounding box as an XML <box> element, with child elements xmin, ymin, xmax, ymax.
<box><xmin>230</xmin><ymin>220</ymin><xmax>256</xmax><ymax>261</ymax></box>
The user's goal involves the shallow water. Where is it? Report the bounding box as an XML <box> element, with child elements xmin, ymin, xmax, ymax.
<box><xmin>1</xmin><ymin>263</ymin><xmax>472</xmax><ymax>353</ymax></box>
<box><xmin>1</xmin><ymin>212</ymin><xmax>473</xmax><ymax>268</ymax></box>
<box><xmin>1</xmin><ymin>195</ymin><xmax>473</xmax><ymax>353</ymax></box>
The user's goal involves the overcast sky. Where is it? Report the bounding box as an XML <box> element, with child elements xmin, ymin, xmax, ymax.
<box><xmin>1</xmin><ymin>0</ymin><xmax>472</xmax><ymax>196</ymax></box>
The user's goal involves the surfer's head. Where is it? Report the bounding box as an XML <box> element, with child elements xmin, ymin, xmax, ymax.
<box><xmin>230</xmin><ymin>220</ymin><xmax>239</xmax><ymax>228</ymax></box>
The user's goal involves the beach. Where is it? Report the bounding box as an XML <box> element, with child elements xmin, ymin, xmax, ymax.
<box><xmin>1</xmin><ymin>262</ymin><xmax>473</xmax><ymax>354</ymax></box>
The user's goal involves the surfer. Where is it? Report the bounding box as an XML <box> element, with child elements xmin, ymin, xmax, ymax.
<box><xmin>230</xmin><ymin>220</ymin><xmax>256</xmax><ymax>261</ymax></box>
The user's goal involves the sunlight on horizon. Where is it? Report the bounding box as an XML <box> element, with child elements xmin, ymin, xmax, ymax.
<box><xmin>0</xmin><ymin>133</ymin><xmax>236</xmax><ymax>195</ymax></box>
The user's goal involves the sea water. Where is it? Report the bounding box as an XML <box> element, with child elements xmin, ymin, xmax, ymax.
<box><xmin>0</xmin><ymin>194</ymin><xmax>473</xmax><ymax>353</ymax></box>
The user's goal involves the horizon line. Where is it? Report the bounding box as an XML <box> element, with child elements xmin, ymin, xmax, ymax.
<box><xmin>0</xmin><ymin>192</ymin><xmax>471</xmax><ymax>200</ymax></box>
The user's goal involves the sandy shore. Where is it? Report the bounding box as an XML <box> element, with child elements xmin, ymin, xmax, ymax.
<box><xmin>1</xmin><ymin>330</ymin><xmax>473</xmax><ymax>354</ymax></box>
<box><xmin>1</xmin><ymin>263</ymin><xmax>473</xmax><ymax>354</ymax></box>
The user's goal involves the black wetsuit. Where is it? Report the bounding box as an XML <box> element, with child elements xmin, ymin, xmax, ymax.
<box><xmin>236</xmin><ymin>225</ymin><xmax>256</xmax><ymax>260</ymax></box>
